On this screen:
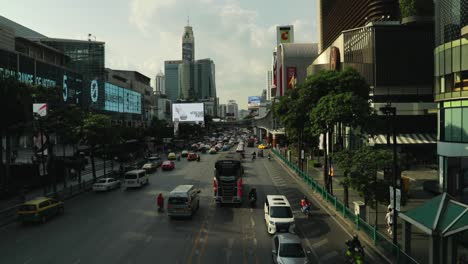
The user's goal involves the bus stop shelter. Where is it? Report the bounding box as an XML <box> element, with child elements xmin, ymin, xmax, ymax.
<box><xmin>399</xmin><ymin>193</ymin><xmax>468</xmax><ymax>264</ymax></box>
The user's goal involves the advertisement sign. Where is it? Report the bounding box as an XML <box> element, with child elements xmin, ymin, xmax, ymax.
<box><xmin>248</xmin><ymin>96</ymin><xmax>261</xmax><ymax>108</ymax></box>
<box><xmin>287</xmin><ymin>67</ymin><xmax>297</xmax><ymax>89</ymax></box>
<box><xmin>276</xmin><ymin>25</ymin><xmax>294</xmax><ymax>45</ymax></box>
<box><xmin>172</xmin><ymin>103</ymin><xmax>204</xmax><ymax>122</ymax></box>
<box><xmin>104</xmin><ymin>82</ymin><xmax>142</xmax><ymax>114</ymax></box>
<box><xmin>33</xmin><ymin>103</ymin><xmax>47</xmax><ymax>117</ymax></box>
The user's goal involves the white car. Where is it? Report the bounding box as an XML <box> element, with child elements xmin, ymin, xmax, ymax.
<box><xmin>93</xmin><ymin>178</ymin><xmax>121</xmax><ymax>192</ymax></box>
<box><xmin>272</xmin><ymin>233</ymin><xmax>309</xmax><ymax>264</ymax></box>
<box><xmin>264</xmin><ymin>195</ymin><xmax>295</xmax><ymax>234</ymax></box>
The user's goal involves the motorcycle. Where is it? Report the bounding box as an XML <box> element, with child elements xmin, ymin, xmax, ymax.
<box><xmin>301</xmin><ymin>205</ymin><xmax>311</xmax><ymax>219</ymax></box>
<box><xmin>252</xmin><ymin>154</ymin><xmax>256</xmax><ymax>161</ymax></box>
<box><xmin>267</xmin><ymin>155</ymin><xmax>271</xmax><ymax>161</ymax></box>
<box><xmin>345</xmin><ymin>241</ymin><xmax>364</xmax><ymax>264</ymax></box>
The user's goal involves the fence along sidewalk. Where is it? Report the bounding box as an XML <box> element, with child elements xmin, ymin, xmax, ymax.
<box><xmin>271</xmin><ymin>149</ymin><xmax>419</xmax><ymax>264</ymax></box>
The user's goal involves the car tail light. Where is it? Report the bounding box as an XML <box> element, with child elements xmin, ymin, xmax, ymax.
<box><xmin>214</xmin><ymin>177</ymin><xmax>218</xmax><ymax>193</ymax></box>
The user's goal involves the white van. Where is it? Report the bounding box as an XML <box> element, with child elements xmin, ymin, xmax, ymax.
<box><xmin>167</xmin><ymin>185</ymin><xmax>201</xmax><ymax>218</ymax></box>
<box><xmin>264</xmin><ymin>195</ymin><xmax>295</xmax><ymax>234</ymax></box>
<box><xmin>124</xmin><ymin>169</ymin><xmax>149</xmax><ymax>189</ymax></box>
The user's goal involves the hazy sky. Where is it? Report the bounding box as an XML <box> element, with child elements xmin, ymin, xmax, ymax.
<box><xmin>2</xmin><ymin>0</ymin><xmax>318</xmax><ymax>109</ymax></box>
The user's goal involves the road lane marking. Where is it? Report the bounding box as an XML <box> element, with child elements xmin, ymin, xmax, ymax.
<box><xmin>311</xmin><ymin>238</ymin><xmax>328</xmax><ymax>249</ymax></box>
<box><xmin>319</xmin><ymin>251</ymin><xmax>339</xmax><ymax>262</ymax></box>
<box><xmin>250</xmin><ymin>216</ymin><xmax>255</xmax><ymax>227</ymax></box>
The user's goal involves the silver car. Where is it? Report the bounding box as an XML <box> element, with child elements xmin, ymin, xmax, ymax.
<box><xmin>272</xmin><ymin>233</ymin><xmax>309</xmax><ymax>264</ymax></box>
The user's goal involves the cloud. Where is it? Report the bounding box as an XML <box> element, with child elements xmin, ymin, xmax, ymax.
<box><xmin>128</xmin><ymin>0</ymin><xmax>176</xmax><ymax>35</ymax></box>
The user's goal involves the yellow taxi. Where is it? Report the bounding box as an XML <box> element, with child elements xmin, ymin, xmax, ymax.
<box><xmin>258</xmin><ymin>144</ymin><xmax>267</xmax><ymax>149</ymax></box>
<box><xmin>168</xmin><ymin>152</ymin><xmax>177</xmax><ymax>160</ymax></box>
<box><xmin>17</xmin><ymin>197</ymin><xmax>64</xmax><ymax>224</ymax></box>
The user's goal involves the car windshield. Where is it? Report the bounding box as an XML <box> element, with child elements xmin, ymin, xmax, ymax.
<box><xmin>19</xmin><ymin>204</ymin><xmax>36</xmax><ymax>211</ymax></box>
<box><xmin>279</xmin><ymin>243</ymin><xmax>306</xmax><ymax>258</ymax></box>
<box><xmin>168</xmin><ymin>197</ymin><xmax>188</xmax><ymax>205</ymax></box>
<box><xmin>270</xmin><ymin>206</ymin><xmax>293</xmax><ymax>218</ymax></box>
<box><xmin>97</xmin><ymin>179</ymin><xmax>107</xmax><ymax>183</ymax></box>
<box><xmin>125</xmin><ymin>174</ymin><xmax>137</xmax><ymax>179</ymax></box>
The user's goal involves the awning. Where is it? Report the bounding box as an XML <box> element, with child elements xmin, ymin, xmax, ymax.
<box><xmin>369</xmin><ymin>133</ymin><xmax>436</xmax><ymax>145</ymax></box>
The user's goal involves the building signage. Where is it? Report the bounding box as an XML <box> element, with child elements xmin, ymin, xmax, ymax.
<box><xmin>276</xmin><ymin>25</ymin><xmax>294</xmax><ymax>45</ymax></box>
<box><xmin>104</xmin><ymin>82</ymin><xmax>142</xmax><ymax>114</ymax></box>
<box><xmin>287</xmin><ymin>67</ymin><xmax>297</xmax><ymax>89</ymax></box>
<box><xmin>0</xmin><ymin>49</ymin><xmax>83</xmax><ymax>104</ymax></box>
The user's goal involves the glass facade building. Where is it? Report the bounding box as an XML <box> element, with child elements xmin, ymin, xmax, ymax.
<box><xmin>435</xmin><ymin>0</ymin><xmax>468</xmax><ymax>201</ymax></box>
<box><xmin>164</xmin><ymin>60</ymin><xmax>182</xmax><ymax>102</ymax></box>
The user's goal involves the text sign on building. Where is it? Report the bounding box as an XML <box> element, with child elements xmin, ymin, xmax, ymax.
<box><xmin>277</xmin><ymin>25</ymin><xmax>294</xmax><ymax>45</ymax></box>
<box><xmin>33</xmin><ymin>103</ymin><xmax>47</xmax><ymax>117</ymax></box>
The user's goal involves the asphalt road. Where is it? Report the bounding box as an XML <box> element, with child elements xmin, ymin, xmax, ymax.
<box><xmin>0</xmin><ymin>147</ymin><xmax>366</xmax><ymax>264</ymax></box>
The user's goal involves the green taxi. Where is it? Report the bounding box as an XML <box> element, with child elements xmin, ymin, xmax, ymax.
<box><xmin>17</xmin><ymin>197</ymin><xmax>64</xmax><ymax>224</ymax></box>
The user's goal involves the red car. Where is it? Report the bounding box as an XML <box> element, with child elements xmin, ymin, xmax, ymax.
<box><xmin>187</xmin><ymin>153</ymin><xmax>198</xmax><ymax>161</ymax></box>
<box><xmin>161</xmin><ymin>160</ymin><xmax>175</xmax><ymax>171</ymax></box>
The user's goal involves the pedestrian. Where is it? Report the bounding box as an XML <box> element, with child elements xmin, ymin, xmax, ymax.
<box><xmin>157</xmin><ymin>193</ymin><xmax>164</xmax><ymax>212</ymax></box>
<box><xmin>385</xmin><ymin>208</ymin><xmax>393</xmax><ymax>235</ymax></box>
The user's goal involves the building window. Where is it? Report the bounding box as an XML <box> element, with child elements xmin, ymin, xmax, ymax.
<box><xmin>445</xmin><ymin>108</ymin><xmax>452</xmax><ymax>141</ymax></box>
<box><xmin>452</xmin><ymin>108</ymin><xmax>462</xmax><ymax>141</ymax></box>
<box><xmin>441</xmin><ymin>76</ymin><xmax>446</xmax><ymax>93</ymax></box>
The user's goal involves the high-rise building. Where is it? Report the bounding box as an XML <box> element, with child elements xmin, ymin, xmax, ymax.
<box><xmin>434</xmin><ymin>0</ymin><xmax>468</xmax><ymax>201</ymax></box>
<box><xmin>266</xmin><ymin>70</ymin><xmax>273</xmax><ymax>100</ymax></box>
<box><xmin>164</xmin><ymin>60</ymin><xmax>182</xmax><ymax>102</ymax></box>
<box><xmin>195</xmin><ymin>59</ymin><xmax>216</xmax><ymax>100</ymax></box>
<box><xmin>155</xmin><ymin>71</ymin><xmax>165</xmax><ymax>94</ymax></box>
<box><xmin>318</xmin><ymin>0</ymin><xmax>399</xmax><ymax>52</ymax></box>
<box><xmin>218</xmin><ymin>104</ymin><xmax>227</xmax><ymax>119</ymax></box>
<box><xmin>227</xmin><ymin>100</ymin><xmax>238</xmax><ymax>120</ymax></box>
<box><xmin>182</xmin><ymin>23</ymin><xmax>195</xmax><ymax>62</ymax></box>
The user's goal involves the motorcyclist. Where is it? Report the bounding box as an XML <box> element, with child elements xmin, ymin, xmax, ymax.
<box><xmin>347</xmin><ymin>234</ymin><xmax>362</xmax><ymax>249</ymax></box>
<box><xmin>157</xmin><ymin>193</ymin><xmax>164</xmax><ymax>212</ymax></box>
<box><xmin>252</xmin><ymin>151</ymin><xmax>256</xmax><ymax>160</ymax></box>
<box><xmin>248</xmin><ymin>188</ymin><xmax>257</xmax><ymax>201</ymax></box>
<box><xmin>197</xmin><ymin>155</ymin><xmax>200</xmax><ymax>161</ymax></box>
<box><xmin>300</xmin><ymin>196</ymin><xmax>311</xmax><ymax>214</ymax></box>
<box><xmin>346</xmin><ymin>234</ymin><xmax>364</xmax><ymax>262</ymax></box>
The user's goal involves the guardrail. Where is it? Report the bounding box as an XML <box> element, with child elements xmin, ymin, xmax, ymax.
<box><xmin>272</xmin><ymin>149</ymin><xmax>419</xmax><ymax>264</ymax></box>
<box><xmin>0</xmin><ymin>173</ymin><xmax>111</xmax><ymax>227</ymax></box>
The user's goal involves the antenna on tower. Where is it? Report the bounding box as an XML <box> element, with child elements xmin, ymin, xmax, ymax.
<box><xmin>187</xmin><ymin>16</ymin><xmax>190</xmax><ymax>26</ymax></box>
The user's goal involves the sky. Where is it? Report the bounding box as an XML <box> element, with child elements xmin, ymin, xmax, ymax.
<box><xmin>1</xmin><ymin>0</ymin><xmax>318</xmax><ymax>109</ymax></box>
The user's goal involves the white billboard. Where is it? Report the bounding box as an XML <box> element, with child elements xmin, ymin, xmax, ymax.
<box><xmin>172</xmin><ymin>103</ymin><xmax>204</xmax><ymax>122</ymax></box>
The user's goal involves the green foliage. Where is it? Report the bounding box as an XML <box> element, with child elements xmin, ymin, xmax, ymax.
<box><xmin>399</xmin><ymin>0</ymin><xmax>434</xmax><ymax>18</ymax></box>
<box><xmin>0</xmin><ymin>77</ymin><xmax>33</xmax><ymax>132</ymax></box>
<box><xmin>82</xmin><ymin>114</ymin><xmax>112</xmax><ymax>147</ymax></box>
<box><xmin>334</xmin><ymin>146</ymin><xmax>392</xmax><ymax>205</ymax></box>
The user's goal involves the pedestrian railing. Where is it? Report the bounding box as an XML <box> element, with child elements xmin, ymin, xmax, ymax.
<box><xmin>272</xmin><ymin>149</ymin><xmax>419</xmax><ymax>264</ymax></box>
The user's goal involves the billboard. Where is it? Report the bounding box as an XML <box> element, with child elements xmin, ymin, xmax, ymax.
<box><xmin>104</xmin><ymin>82</ymin><xmax>142</xmax><ymax>114</ymax></box>
<box><xmin>276</xmin><ymin>25</ymin><xmax>294</xmax><ymax>45</ymax></box>
<box><xmin>172</xmin><ymin>103</ymin><xmax>204</xmax><ymax>122</ymax></box>
<box><xmin>287</xmin><ymin>67</ymin><xmax>297</xmax><ymax>89</ymax></box>
<box><xmin>248</xmin><ymin>96</ymin><xmax>261</xmax><ymax>108</ymax></box>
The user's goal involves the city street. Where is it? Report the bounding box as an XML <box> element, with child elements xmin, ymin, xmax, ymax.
<box><xmin>0</xmin><ymin>148</ymin><xmax>375</xmax><ymax>264</ymax></box>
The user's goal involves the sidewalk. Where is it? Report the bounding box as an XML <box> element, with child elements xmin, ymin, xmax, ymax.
<box><xmin>279</xmin><ymin>151</ymin><xmax>437</xmax><ymax>263</ymax></box>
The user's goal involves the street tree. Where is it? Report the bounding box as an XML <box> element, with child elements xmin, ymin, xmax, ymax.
<box><xmin>333</xmin><ymin>149</ymin><xmax>354</xmax><ymax>208</ymax></box>
<box><xmin>82</xmin><ymin>114</ymin><xmax>112</xmax><ymax>182</ymax></box>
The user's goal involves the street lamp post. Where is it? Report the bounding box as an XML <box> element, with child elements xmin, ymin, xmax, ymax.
<box><xmin>379</xmin><ymin>103</ymin><xmax>399</xmax><ymax>245</ymax></box>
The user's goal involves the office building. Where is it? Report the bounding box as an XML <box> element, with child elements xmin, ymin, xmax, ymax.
<box><xmin>195</xmin><ymin>59</ymin><xmax>216</xmax><ymax>100</ymax></box>
<box><xmin>218</xmin><ymin>104</ymin><xmax>227</xmax><ymax>119</ymax></box>
<box><xmin>227</xmin><ymin>100</ymin><xmax>238</xmax><ymax>120</ymax></box>
<box><xmin>318</xmin><ymin>0</ymin><xmax>399</xmax><ymax>52</ymax></box>
<box><xmin>266</xmin><ymin>70</ymin><xmax>273</xmax><ymax>100</ymax></box>
<box><xmin>434</xmin><ymin>0</ymin><xmax>468</xmax><ymax>201</ymax></box>
<box><xmin>164</xmin><ymin>60</ymin><xmax>182</xmax><ymax>102</ymax></box>
<box><xmin>155</xmin><ymin>71</ymin><xmax>165</xmax><ymax>95</ymax></box>
<box><xmin>178</xmin><ymin>61</ymin><xmax>193</xmax><ymax>100</ymax></box>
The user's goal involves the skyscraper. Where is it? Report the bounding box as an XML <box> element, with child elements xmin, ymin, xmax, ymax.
<box><xmin>227</xmin><ymin>100</ymin><xmax>238</xmax><ymax>120</ymax></box>
<box><xmin>182</xmin><ymin>23</ymin><xmax>195</xmax><ymax>62</ymax></box>
<box><xmin>266</xmin><ymin>70</ymin><xmax>273</xmax><ymax>100</ymax></box>
<box><xmin>195</xmin><ymin>59</ymin><xmax>216</xmax><ymax>100</ymax></box>
<box><xmin>155</xmin><ymin>71</ymin><xmax>165</xmax><ymax>94</ymax></box>
<box><xmin>164</xmin><ymin>60</ymin><xmax>182</xmax><ymax>102</ymax></box>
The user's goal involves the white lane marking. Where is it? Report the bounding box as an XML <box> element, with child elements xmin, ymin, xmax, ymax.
<box><xmin>250</xmin><ymin>217</ymin><xmax>255</xmax><ymax>227</ymax></box>
<box><xmin>319</xmin><ymin>251</ymin><xmax>339</xmax><ymax>262</ymax></box>
<box><xmin>311</xmin><ymin>238</ymin><xmax>328</xmax><ymax>249</ymax></box>
<box><xmin>23</xmin><ymin>258</ymin><xmax>32</xmax><ymax>264</ymax></box>
<box><xmin>145</xmin><ymin>235</ymin><xmax>152</xmax><ymax>243</ymax></box>
<box><xmin>253</xmin><ymin>238</ymin><xmax>257</xmax><ymax>247</ymax></box>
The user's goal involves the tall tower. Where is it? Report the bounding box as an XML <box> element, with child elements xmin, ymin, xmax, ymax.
<box><xmin>182</xmin><ymin>19</ymin><xmax>195</xmax><ymax>62</ymax></box>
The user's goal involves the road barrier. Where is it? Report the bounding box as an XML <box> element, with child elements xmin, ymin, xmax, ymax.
<box><xmin>272</xmin><ymin>149</ymin><xmax>419</xmax><ymax>264</ymax></box>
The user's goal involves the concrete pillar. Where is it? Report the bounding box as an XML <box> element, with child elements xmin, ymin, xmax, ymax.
<box><xmin>272</xmin><ymin>134</ymin><xmax>277</xmax><ymax>149</ymax></box>
<box><xmin>266</xmin><ymin>133</ymin><xmax>271</xmax><ymax>144</ymax></box>
<box><xmin>402</xmin><ymin>221</ymin><xmax>412</xmax><ymax>255</ymax></box>
<box><xmin>259</xmin><ymin>130</ymin><xmax>263</xmax><ymax>142</ymax></box>
<box><xmin>444</xmin><ymin>236</ymin><xmax>457</xmax><ymax>264</ymax></box>
<box><xmin>429</xmin><ymin>234</ymin><xmax>442</xmax><ymax>264</ymax></box>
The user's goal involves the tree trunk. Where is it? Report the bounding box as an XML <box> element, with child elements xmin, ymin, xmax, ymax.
<box><xmin>5</xmin><ymin>132</ymin><xmax>11</xmax><ymax>191</ymax></box>
<box><xmin>90</xmin><ymin>147</ymin><xmax>96</xmax><ymax>182</ymax></box>
<box><xmin>344</xmin><ymin>183</ymin><xmax>349</xmax><ymax>208</ymax></box>
<box><xmin>375</xmin><ymin>198</ymin><xmax>379</xmax><ymax>228</ymax></box>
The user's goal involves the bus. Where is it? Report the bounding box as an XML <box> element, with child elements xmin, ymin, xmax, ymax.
<box><xmin>214</xmin><ymin>152</ymin><xmax>244</xmax><ymax>205</ymax></box>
